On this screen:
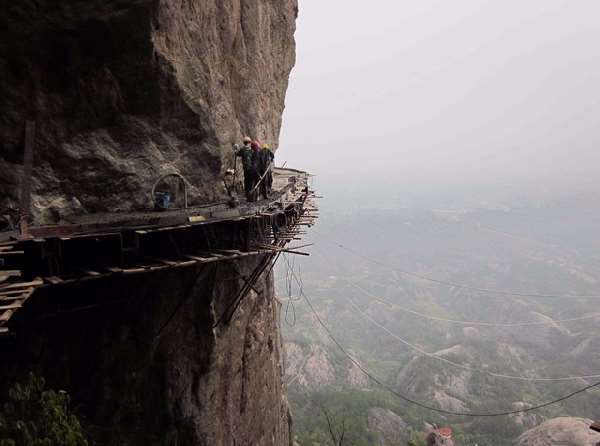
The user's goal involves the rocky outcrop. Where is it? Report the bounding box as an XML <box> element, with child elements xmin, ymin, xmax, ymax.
<box><xmin>367</xmin><ymin>408</ymin><xmax>409</xmax><ymax>446</ymax></box>
<box><xmin>0</xmin><ymin>0</ymin><xmax>298</xmax><ymax>223</ymax></box>
<box><xmin>284</xmin><ymin>342</ymin><xmax>335</xmax><ymax>390</ymax></box>
<box><xmin>346</xmin><ymin>358</ymin><xmax>370</xmax><ymax>389</ymax></box>
<box><xmin>518</xmin><ymin>417</ymin><xmax>600</xmax><ymax>446</ymax></box>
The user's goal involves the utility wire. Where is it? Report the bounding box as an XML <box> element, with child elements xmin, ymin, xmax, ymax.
<box><xmin>314</xmin><ymin>233</ymin><xmax>600</xmax><ymax>300</ymax></box>
<box><xmin>292</xmin><ymin>268</ymin><xmax>600</xmax><ymax>417</ymax></box>
<box><xmin>344</xmin><ymin>295</ymin><xmax>600</xmax><ymax>382</ymax></box>
<box><xmin>347</xmin><ymin>280</ymin><xmax>600</xmax><ymax>327</ymax></box>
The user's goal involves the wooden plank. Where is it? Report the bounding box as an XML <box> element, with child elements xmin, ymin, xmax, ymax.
<box><xmin>186</xmin><ymin>255</ymin><xmax>218</xmax><ymax>263</ymax></box>
<box><xmin>81</xmin><ymin>270</ymin><xmax>101</xmax><ymax>277</ymax></box>
<box><xmin>198</xmin><ymin>251</ymin><xmax>225</xmax><ymax>259</ymax></box>
<box><xmin>0</xmin><ymin>270</ymin><xmax>22</xmax><ymax>279</ymax></box>
<box><xmin>0</xmin><ymin>251</ymin><xmax>25</xmax><ymax>256</ymax></box>
<box><xmin>0</xmin><ymin>279</ymin><xmax>43</xmax><ymax>290</ymax></box>
<box><xmin>214</xmin><ymin>249</ymin><xmax>246</xmax><ymax>256</ymax></box>
<box><xmin>107</xmin><ymin>267</ymin><xmax>123</xmax><ymax>273</ymax></box>
<box><xmin>45</xmin><ymin>276</ymin><xmax>63</xmax><ymax>285</ymax></box>
<box><xmin>0</xmin><ymin>303</ymin><xmax>22</xmax><ymax>311</ymax></box>
<box><xmin>0</xmin><ymin>294</ymin><xmax>29</xmax><ymax>302</ymax></box>
<box><xmin>0</xmin><ymin>290</ymin><xmax>27</xmax><ymax>300</ymax></box>
<box><xmin>148</xmin><ymin>265</ymin><xmax>168</xmax><ymax>271</ymax></box>
<box><xmin>122</xmin><ymin>267</ymin><xmax>146</xmax><ymax>275</ymax></box>
<box><xmin>156</xmin><ymin>258</ymin><xmax>178</xmax><ymax>266</ymax></box>
<box><xmin>0</xmin><ymin>309</ymin><xmax>14</xmax><ymax>322</ymax></box>
<box><xmin>0</xmin><ymin>327</ymin><xmax>8</xmax><ymax>334</ymax></box>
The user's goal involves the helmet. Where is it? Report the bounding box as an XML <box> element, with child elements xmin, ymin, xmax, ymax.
<box><xmin>243</xmin><ymin>136</ymin><xmax>252</xmax><ymax>144</ymax></box>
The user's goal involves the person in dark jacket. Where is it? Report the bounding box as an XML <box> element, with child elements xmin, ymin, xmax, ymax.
<box><xmin>262</xmin><ymin>144</ymin><xmax>275</xmax><ymax>194</ymax></box>
<box><xmin>248</xmin><ymin>140</ymin><xmax>262</xmax><ymax>201</ymax></box>
<box><xmin>236</xmin><ymin>136</ymin><xmax>255</xmax><ymax>198</ymax></box>
<box><xmin>253</xmin><ymin>142</ymin><xmax>270</xmax><ymax>200</ymax></box>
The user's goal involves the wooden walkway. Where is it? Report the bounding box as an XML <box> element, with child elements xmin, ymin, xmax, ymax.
<box><xmin>0</xmin><ymin>168</ymin><xmax>318</xmax><ymax>335</ymax></box>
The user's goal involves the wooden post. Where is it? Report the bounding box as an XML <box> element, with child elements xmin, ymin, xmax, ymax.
<box><xmin>19</xmin><ymin>120</ymin><xmax>35</xmax><ymax>239</ymax></box>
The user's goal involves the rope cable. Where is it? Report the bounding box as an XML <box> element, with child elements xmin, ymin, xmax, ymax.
<box><xmin>292</xmin><ymin>268</ymin><xmax>600</xmax><ymax>417</ymax></box>
<box><xmin>344</xmin><ymin>295</ymin><xmax>600</xmax><ymax>382</ymax></box>
<box><xmin>346</xmin><ymin>280</ymin><xmax>600</xmax><ymax>327</ymax></box>
<box><xmin>314</xmin><ymin>233</ymin><xmax>600</xmax><ymax>300</ymax></box>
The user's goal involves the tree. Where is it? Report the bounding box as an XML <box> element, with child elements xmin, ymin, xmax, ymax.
<box><xmin>316</xmin><ymin>403</ymin><xmax>346</xmax><ymax>446</ymax></box>
<box><xmin>0</xmin><ymin>373</ymin><xmax>87</xmax><ymax>446</ymax></box>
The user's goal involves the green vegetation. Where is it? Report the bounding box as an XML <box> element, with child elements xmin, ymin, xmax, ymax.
<box><xmin>0</xmin><ymin>373</ymin><xmax>87</xmax><ymax>446</ymax></box>
<box><xmin>282</xmin><ymin>205</ymin><xmax>600</xmax><ymax>444</ymax></box>
<box><xmin>289</xmin><ymin>388</ymin><xmax>389</xmax><ymax>446</ymax></box>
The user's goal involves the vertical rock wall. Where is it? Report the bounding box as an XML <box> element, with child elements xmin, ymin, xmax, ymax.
<box><xmin>0</xmin><ymin>1</ymin><xmax>298</xmax><ymax>444</ymax></box>
<box><xmin>3</xmin><ymin>258</ymin><xmax>290</xmax><ymax>445</ymax></box>
<box><xmin>0</xmin><ymin>0</ymin><xmax>298</xmax><ymax>223</ymax></box>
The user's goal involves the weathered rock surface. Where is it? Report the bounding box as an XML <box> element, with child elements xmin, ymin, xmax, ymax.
<box><xmin>0</xmin><ymin>0</ymin><xmax>298</xmax><ymax>223</ymax></box>
<box><xmin>518</xmin><ymin>417</ymin><xmax>600</xmax><ymax>446</ymax></box>
<box><xmin>367</xmin><ymin>408</ymin><xmax>410</xmax><ymax>446</ymax></box>
<box><xmin>3</xmin><ymin>258</ymin><xmax>291</xmax><ymax>446</ymax></box>
<box><xmin>284</xmin><ymin>342</ymin><xmax>335</xmax><ymax>390</ymax></box>
<box><xmin>0</xmin><ymin>2</ymin><xmax>298</xmax><ymax>445</ymax></box>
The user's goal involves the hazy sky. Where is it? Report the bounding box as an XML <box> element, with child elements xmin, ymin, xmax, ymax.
<box><xmin>278</xmin><ymin>0</ymin><xmax>600</xmax><ymax>203</ymax></box>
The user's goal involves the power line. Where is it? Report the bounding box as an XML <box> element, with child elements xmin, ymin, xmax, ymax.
<box><xmin>347</xmin><ymin>280</ymin><xmax>600</xmax><ymax>327</ymax></box>
<box><xmin>315</xmin><ymin>233</ymin><xmax>600</xmax><ymax>300</ymax></box>
<box><xmin>344</xmin><ymin>294</ymin><xmax>600</xmax><ymax>382</ymax></box>
<box><xmin>293</xmin><ymin>269</ymin><xmax>600</xmax><ymax>417</ymax></box>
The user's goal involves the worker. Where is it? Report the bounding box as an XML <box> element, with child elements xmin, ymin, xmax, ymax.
<box><xmin>262</xmin><ymin>144</ymin><xmax>275</xmax><ymax>194</ymax></box>
<box><xmin>249</xmin><ymin>140</ymin><xmax>262</xmax><ymax>201</ymax></box>
<box><xmin>236</xmin><ymin>136</ymin><xmax>255</xmax><ymax>200</ymax></box>
<box><xmin>253</xmin><ymin>141</ymin><xmax>269</xmax><ymax>200</ymax></box>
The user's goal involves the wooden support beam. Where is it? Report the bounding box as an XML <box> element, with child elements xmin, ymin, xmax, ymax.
<box><xmin>122</xmin><ymin>267</ymin><xmax>146</xmax><ymax>275</ymax></box>
<box><xmin>214</xmin><ymin>249</ymin><xmax>246</xmax><ymax>256</ymax></box>
<box><xmin>0</xmin><ymin>310</ymin><xmax>14</xmax><ymax>322</ymax></box>
<box><xmin>0</xmin><ymin>294</ymin><xmax>29</xmax><ymax>302</ymax></box>
<box><xmin>0</xmin><ymin>303</ymin><xmax>22</xmax><ymax>311</ymax></box>
<box><xmin>198</xmin><ymin>251</ymin><xmax>225</xmax><ymax>259</ymax></box>
<box><xmin>186</xmin><ymin>255</ymin><xmax>216</xmax><ymax>263</ymax></box>
<box><xmin>0</xmin><ymin>279</ymin><xmax>42</xmax><ymax>290</ymax></box>
<box><xmin>0</xmin><ymin>289</ymin><xmax>28</xmax><ymax>298</ymax></box>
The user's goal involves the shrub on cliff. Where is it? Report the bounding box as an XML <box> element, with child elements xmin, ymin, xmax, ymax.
<box><xmin>0</xmin><ymin>373</ymin><xmax>87</xmax><ymax>446</ymax></box>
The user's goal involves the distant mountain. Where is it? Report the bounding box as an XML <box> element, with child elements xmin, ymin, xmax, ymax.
<box><xmin>281</xmin><ymin>202</ymin><xmax>600</xmax><ymax>445</ymax></box>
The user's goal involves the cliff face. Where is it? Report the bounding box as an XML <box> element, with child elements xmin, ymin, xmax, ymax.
<box><xmin>5</xmin><ymin>259</ymin><xmax>291</xmax><ymax>446</ymax></box>
<box><xmin>0</xmin><ymin>2</ymin><xmax>298</xmax><ymax>444</ymax></box>
<box><xmin>0</xmin><ymin>0</ymin><xmax>298</xmax><ymax>223</ymax></box>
